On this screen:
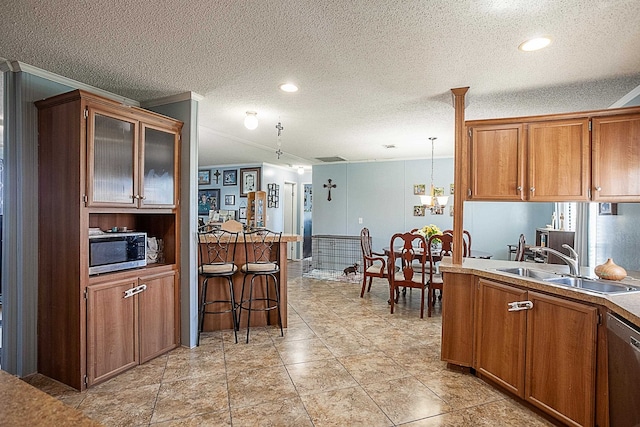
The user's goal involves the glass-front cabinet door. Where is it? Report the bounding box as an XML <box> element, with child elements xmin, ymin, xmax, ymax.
<box><xmin>87</xmin><ymin>108</ymin><xmax>138</xmax><ymax>207</ymax></box>
<box><xmin>140</xmin><ymin>125</ymin><xmax>178</xmax><ymax>208</ymax></box>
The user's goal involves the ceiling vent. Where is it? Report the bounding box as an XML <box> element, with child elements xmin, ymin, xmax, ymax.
<box><xmin>315</xmin><ymin>156</ymin><xmax>347</xmax><ymax>162</ymax></box>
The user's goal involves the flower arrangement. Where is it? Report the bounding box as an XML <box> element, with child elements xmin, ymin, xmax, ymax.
<box><xmin>416</xmin><ymin>224</ymin><xmax>442</xmax><ymax>244</ymax></box>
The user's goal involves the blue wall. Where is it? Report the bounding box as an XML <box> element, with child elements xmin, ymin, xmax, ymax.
<box><xmin>312</xmin><ymin>159</ymin><xmax>554</xmax><ymax>260</ymax></box>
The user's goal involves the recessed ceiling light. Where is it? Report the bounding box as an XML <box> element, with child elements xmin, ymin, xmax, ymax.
<box><xmin>519</xmin><ymin>36</ymin><xmax>552</xmax><ymax>52</ymax></box>
<box><xmin>279</xmin><ymin>83</ymin><xmax>298</xmax><ymax>93</ymax></box>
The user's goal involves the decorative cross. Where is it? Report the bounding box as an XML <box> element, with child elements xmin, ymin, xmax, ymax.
<box><xmin>275</xmin><ymin>121</ymin><xmax>284</xmax><ymax>136</ymax></box>
<box><xmin>213</xmin><ymin>169</ymin><xmax>221</xmax><ymax>184</ymax></box>
<box><xmin>323</xmin><ymin>179</ymin><xmax>337</xmax><ymax>201</ymax></box>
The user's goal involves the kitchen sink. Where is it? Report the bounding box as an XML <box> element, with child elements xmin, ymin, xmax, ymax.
<box><xmin>544</xmin><ymin>276</ymin><xmax>640</xmax><ymax>294</ymax></box>
<box><xmin>495</xmin><ymin>267</ymin><xmax>560</xmax><ymax>280</ymax></box>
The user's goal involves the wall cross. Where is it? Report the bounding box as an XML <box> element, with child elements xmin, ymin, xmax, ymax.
<box><xmin>323</xmin><ymin>179</ymin><xmax>337</xmax><ymax>201</ymax></box>
<box><xmin>213</xmin><ymin>169</ymin><xmax>221</xmax><ymax>184</ymax></box>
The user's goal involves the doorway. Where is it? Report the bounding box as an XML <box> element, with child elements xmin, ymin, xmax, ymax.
<box><xmin>283</xmin><ymin>182</ymin><xmax>297</xmax><ymax>259</ymax></box>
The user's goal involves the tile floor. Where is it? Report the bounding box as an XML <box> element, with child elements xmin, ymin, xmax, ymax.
<box><xmin>25</xmin><ymin>263</ymin><xmax>553</xmax><ymax>426</ymax></box>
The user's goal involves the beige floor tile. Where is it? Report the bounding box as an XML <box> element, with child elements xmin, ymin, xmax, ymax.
<box><xmin>320</xmin><ymin>332</ymin><xmax>379</xmax><ymax>358</ymax></box>
<box><xmin>230</xmin><ymin>396</ymin><xmax>313</xmax><ymax>427</ymax></box>
<box><xmin>286</xmin><ymin>359</ymin><xmax>359</xmax><ymax>396</ymax></box>
<box><xmin>79</xmin><ymin>383</ymin><xmax>160</xmax><ymax>426</ymax></box>
<box><xmin>151</xmin><ymin>373</ymin><xmax>229</xmax><ymax>423</ymax></box>
<box><xmin>275</xmin><ymin>337</ymin><xmax>334</xmax><ymax>364</ymax></box>
<box><xmin>227</xmin><ymin>364</ymin><xmax>298</xmax><ymax>409</ymax></box>
<box><xmin>416</xmin><ymin>368</ymin><xmax>504</xmax><ymax>410</ymax></box>
<box><xmin>151</xmin><ymin>409</ymin><xmax>231</xmax><ymax>426</ymax></box>
<box><xmin>363</xmin><ymin>376</ymin><xmax>452</xmax><ymax>425</ymax></box>
<box><xmin>300</xmin><ymin>386</ymin><xmax>392</xmax><ymax>427</ymax></box>
<box><xmin>163</xmin><ymin>348</ymin><xmax>226</xmax><ymax>383</ymax></box>
<box><xmin>223</xmin><ymin>342</ymin><xmax>284</xmax><ymax>375</ymax></box>
<box><xmin>338</xmin><ymin>351</ymin><xmax>409</xmax><ymax>385</ymax></box>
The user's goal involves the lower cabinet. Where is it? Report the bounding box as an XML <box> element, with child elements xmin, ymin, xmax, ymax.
<box><xmin>86</xmin><ymin>270</ymin><xmax>178</xmax><ymax>387</ymax></box>
<box><xmin>475</xmin><ymin>278</ymin><xmax>598</xmax><ymax>427</ymax></box>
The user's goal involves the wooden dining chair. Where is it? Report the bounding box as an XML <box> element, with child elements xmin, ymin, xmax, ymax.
<box><xmin>442</xmin><ymin>229</ymin><xmax>472</xmax><ymax>256</ymax></box>
<box><xmin>359</xmin><ymin>228</ymin><xmax>389</xmax><ymax>298</ymax></box>
<box><xmin>388</xmin><ymin>232</ymin><xmax>428</xmax><ymax>318</ymax></box>
<box><xmin>515</xmin><ymin>233</ymin><xmax>527</xmax><ymax>262</ymax></box>
<box><xmin>426</xmin><ymin>233</ymin><xmax>457</xmax><ymax>317</ymax></box>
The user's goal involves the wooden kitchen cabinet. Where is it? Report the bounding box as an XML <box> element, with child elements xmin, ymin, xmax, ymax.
<box><xmin>86</xmin><ymin>270</ymin><xmax>178</xmax><ymax>387</ymax></box>
<box><xmin>467</xmin><ymin>106</ymin><xmax>640</xmax><ymax>202</ymax></box>
<box><xmin>475</xmin><ymin>279</ymin><xmax>527</xmax><ymax>396</ymax></box>
<box><xmin>527</xmin><ymin>118</ymin><xmax>590</xmax><ymax>201</ymax></box>
<box><xmin>86</xmin><ymin>278</ymin><xmax>139</xmax><ymax>386</ymax></box>
<box><xmin>441</xmin><ymin>272</ymin><xmax>476</xmax><ymax>366</ymax></box>
<box><xmin>592</xmin><ymin>112</ymin><xmax>640</xmax><ymax>201</ymax></box>
<box><xmin>86</xmin><ymin>100</ymin><xmax>180</xmax><ymax>209</ymax></box>
<box><xmin>525</xmin><ymin>291</ymin><xmax>597</xmax><ymax>427</ymax></box>
<box><xmin>469</xmin><ymin>123</ymin><xmax>525</xmax><ymax>201</ymax></box>
<box><xmin>475</xmin><ymin>278</ymin><xmax>598</xmax><ymax>427</ymax></box>
<box><xmin>138</xmin><ymin>271</ymin><xmax>179</xmax><ymax>363</ymax></box>
<box><xmin>36</xmin><ymin>89</ymin><xmax>182</xmax><ymax>390</ymax></box>
<box><xmin>467</xmin><ymin>118</ymin><xmax>589</xmax><ymax>201</ymax></box>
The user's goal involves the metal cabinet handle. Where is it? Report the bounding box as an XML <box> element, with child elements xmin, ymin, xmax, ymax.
<box><xmin>595</xmin><ymin>186</ymin><xmax>602</xmax><ymax>192</ymax></box>
<box><xmin>516</xmin><ymin>186</ymin><xmax>522</xmax><ymax>192</ymax></box>
<box><xmin>123</xmin><ymin>284</ymin><xmax>147</xmax><ymax>299</ymax></box>
<box><xmin>508</xmin><ymin>300</ymin><xmax>534</xmax><ymax>312</ymax></box>
<box><xmin>530</xmin><ymin>187</ymin><xmax>535</xmax><ymax>193</ymax></box>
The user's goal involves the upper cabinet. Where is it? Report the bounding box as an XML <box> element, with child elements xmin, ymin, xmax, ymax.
<box><xmin>86</xmin><ymin>101</ymin><xmax>180</xmax><ymax>209</ymax></box>
<box><xmin>592</xmin><ymin>113</ymin><xmax>640</xmax><ymax>201</ymax></box>
<box><xmin>467</xmin><ymin>107</ymin><xmax>640</xmax><ymax>202</ymax></box>
<box><xmin>469</xmin><ymin>123</ymin><xmax>524</xmax><ymax>200</ymax></box>
<box><xmin>527</xmin><ymin>118</ymin><xmax>590</xmax><ymax>201</ymax></box>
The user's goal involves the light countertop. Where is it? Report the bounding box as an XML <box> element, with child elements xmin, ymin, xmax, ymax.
<box><xmin>0</xmin><ymin>370</ymin><xmax>102</xmax><ymax>426</ymax></box>
<box><xmin>439</xmin><ymin>257</ymin><xmax>640</xmax><ymax>328</ymax></box>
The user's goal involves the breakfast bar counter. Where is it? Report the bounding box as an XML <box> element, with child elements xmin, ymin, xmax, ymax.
<box><xmin>198</xmin><ymin>233</ymin><xmax>302</xmax><ymax>332</ymax></box>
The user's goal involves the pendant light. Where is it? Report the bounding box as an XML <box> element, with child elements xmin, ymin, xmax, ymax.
<box><xmin>420</xmin><ymin>137</ymin><xmax>448</xmax><ymax>214</ymax></box>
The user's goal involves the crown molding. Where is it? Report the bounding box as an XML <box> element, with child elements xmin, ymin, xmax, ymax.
<box><xmin>1</xmin><ymin>59</ymin><xmax>140</xmax><ymax>107</ymax></box>
<box><xmin>141</xmin><ymin>91</ymin><xmax>204</xmax><ymax>108</ymax></box>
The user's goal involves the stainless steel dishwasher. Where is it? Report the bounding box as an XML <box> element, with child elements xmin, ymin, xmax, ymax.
<box><xmin>607</xmin><ymin>312</ymin><xmax>640</xmax><ymax>427</ymax></box>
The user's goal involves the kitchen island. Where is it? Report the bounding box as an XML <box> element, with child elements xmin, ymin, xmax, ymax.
<box><xmin>198</xmin><ymin>233</ymin><xmax>302</xmax><ymax>331</ymax></box>
<box><xmin>438</xmin><ymin>257</ymin><xmax>640</xmax><ymax>427</ymax></box>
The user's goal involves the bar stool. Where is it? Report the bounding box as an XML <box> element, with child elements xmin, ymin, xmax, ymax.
<box><xmin>237</xmin><ymin>229</ymin><xmax>283</xmax><ymax>343</ymax></box>
<box><xmin>197</xmin><ymin>224</ymin><xmax>239</xmax><ymax>345</ymax></box>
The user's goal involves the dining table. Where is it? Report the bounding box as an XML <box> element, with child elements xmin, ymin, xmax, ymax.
<box><xmin>383</xmin><ymin>246</ymin><xmax>493</xmax><ymax>260</ymax></box>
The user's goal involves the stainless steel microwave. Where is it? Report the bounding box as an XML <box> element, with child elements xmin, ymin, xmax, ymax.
<box><xmin>89</xmin><ymin>232</ymin><xmax>147</xmax><ymax>275</ymax></box>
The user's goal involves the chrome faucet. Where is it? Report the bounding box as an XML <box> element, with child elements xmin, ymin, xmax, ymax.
<box><xmin>536</xmin><ymin>244</ymin><xmax>580</xmax><ymax>276</ymax></box>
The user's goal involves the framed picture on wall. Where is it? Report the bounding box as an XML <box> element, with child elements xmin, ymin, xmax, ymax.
<box><xmin>223</xmin><ymin>169</ymin><xmax>237</xmax><ymax>186</ymax></box>
<box><xmin>413</xmin><ymin>184</ymin><xmax>426</xmax><ymax>195</ymax></box>
<box><xmin>198</xmin><ymin>189</ymin><xmax>220</xmax><ymax>215</ymax></box>
<box><xmin>238</xmin><ymin>206</ymin><xmax>247</xmax><ymax>219</ymax></box>
<box><xmin>240</xmin><ymin>167</ymin><xmax>261</xmax><ymax>196</ymax></box>
<box><xmin>413</xmin><ymin>205</ymin><xmax>426</xmax><ymax>216</ymax></box>
<box><xmin>198</xmin><ymin>170</ymin><xmax>210</xmax><ymax>185</ymax></box>
<box><xmin>598</xmin><ymin>202</ymin><xmax>617</xmax><ymax>215</ymax></box>
<box><xmin>225</xmin><ymin>195</ymin><xmax>235</xmax><ymax>206</ymax></box>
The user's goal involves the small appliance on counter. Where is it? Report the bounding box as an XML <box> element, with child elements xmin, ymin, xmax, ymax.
<box><xmin>88</xmin><ymin>231</ymin><xmax>147</xmax><ymax>275</ymax></box>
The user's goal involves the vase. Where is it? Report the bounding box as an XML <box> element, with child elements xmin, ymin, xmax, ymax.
<box><xmin>594</xmin><ymin>258</ymin><xmax>627</xmax><ymax>281</ymax></box>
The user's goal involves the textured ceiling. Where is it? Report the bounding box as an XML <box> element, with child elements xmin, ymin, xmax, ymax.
<box><xmin>2</xmin><ymin>0</ymin><xmax>640</xmax><ymax>168</ymax></box>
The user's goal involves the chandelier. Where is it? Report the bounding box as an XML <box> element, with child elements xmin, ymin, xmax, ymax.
<box><xmin>420</xmin><ymin>137</ymin><xmax>449</xmax><ymax>214</ymax></box>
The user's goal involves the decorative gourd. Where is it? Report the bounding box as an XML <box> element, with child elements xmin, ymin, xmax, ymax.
<box><xmin>594</xmin><ymin>258</ymin><xmax>627</xmax><ymax>281</ymax></box>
